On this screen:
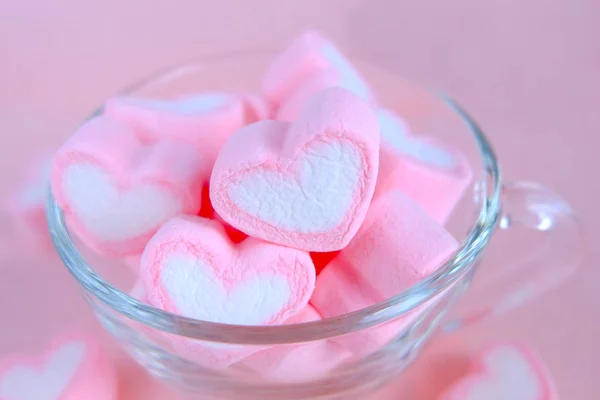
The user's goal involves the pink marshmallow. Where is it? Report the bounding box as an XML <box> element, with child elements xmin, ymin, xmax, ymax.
<box><xmin>210</xmin><ymin>87</ymin><xmax>380</xmax><ymax>252</ymax></box>
<box><xmin>51</xmin><ymin>115</ymin><xmax>208</xmax><ymax>256</ymax></box>
<box><xmin>440</xmin><ymin>343</ymin><xmax>558</xmax><ymax>400</ymax></box>
<box><xmin>310</xmin><ymin>263</ymin><xmax>427</xmax><ymax>358</ymax></box>
<box><xmin>104</xmin><ymin>92</ymin><xmax>268</xmax><ymax>164</ymax></box>
<box><xmin>276</xmin><ymin>68</ymin><xmax>373</xmax><ymax>122</ymax></box>
<box><xmin>310</xmin><ymin>190</ymin><xmax>459</xmax><ymax>355</ymax></box>
<box><xmin>262</xmin><ymin>31</ymin><xmax>371</xmax><ymax>109</ymax></box>
<box><xmin>140</xmin><ymin>215</ymin><xmax>316</xmax><ymax>368</ymax></box>
<box><xmin>0</xmin><ymin>332</ymin><xmax>117</xmax><ymax>400</ymax></box>
<box><xmin>5</xmin><ymin>155</ymin><xmax>53</xmax><ymax>252</ymax></box>
<box><xmin>376</xmin><ymin>108</ymin><xmax>473</xmax><ymax>224</ymax></box>
<box><xmin>242</xmin><ymin>305</ymin><xmax>351</xmax><ymax>381</ymax></box>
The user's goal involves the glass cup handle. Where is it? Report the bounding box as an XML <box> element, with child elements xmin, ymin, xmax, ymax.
<box><xmin>442</xmin><ymin>181</ymin><xmax>584</xmax><ymax>332</ymax></box>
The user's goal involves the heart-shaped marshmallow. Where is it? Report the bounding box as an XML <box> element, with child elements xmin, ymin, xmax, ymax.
<box><xmin>0</xmin><ymin>333</ymin><xmax>117</xmax><ymax>400</ymax></box>
<box><xmin>440</xmin><ymin>343</ymin><xmax>557</xmax><ymax>400</ymax></box>
<box><xmin>310</xmin><ymin>190</ymin><xmax>459</xmax><ymax>356</ymax></box>
<box><xmin>210</xmin><ymin>87</ymin><xmax>380</xmax><ymax>252</ymax></box>
<box><xmin>104</xmin><ymin>92</ymin><xmax>268</xmax><ymax>163</ymax></box>
<box><xmin>376</xmin><ymin>108</ymin><xmax>473</xmax><ymax>224</ymax></box>
<box><xmin>262</xmin><ymin>30</ymin><xmax>371</xmax><ymax>110</ymax></box>
<box><xmin>51</xmin><ymin>115</ymin><xmax>208</xmax><ymax>256</ymax></box>
<box><xmin>140</xmin><ymin>215</ymin><xmax>315</xmax><ymax>367</ymax></box>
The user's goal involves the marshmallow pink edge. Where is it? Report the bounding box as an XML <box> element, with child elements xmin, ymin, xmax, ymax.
<box><xmin>140</xmin><ymin>215</ymin><xmax>315</xmax><ymax>323</ymax></box>
<box><xmin>51</xmin><ymin>116</ymin><xmax>206</xmax><ymax>256</ymax></box>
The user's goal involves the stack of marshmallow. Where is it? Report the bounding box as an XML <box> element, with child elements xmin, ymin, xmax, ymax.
<box><xmin>50</xmin><ymin>31</ymin><xmax>472</xmax><ymax>378</ymax></box>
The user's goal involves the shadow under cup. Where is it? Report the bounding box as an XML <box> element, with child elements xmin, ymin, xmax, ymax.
<box><xmin>46</xmin><ymin>52</ymin><xmax>575</xmax><ymax>400</ymax></box>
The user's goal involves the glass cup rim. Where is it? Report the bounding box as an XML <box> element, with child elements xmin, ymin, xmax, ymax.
<box><xmin>47</xmin><ymin>52</ymin><xmax>502</xmax><ymax>345</ymax></box>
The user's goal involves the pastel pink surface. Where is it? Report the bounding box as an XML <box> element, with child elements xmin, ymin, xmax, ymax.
<box><xmin>51</xmin><ymin>115</ymin><xmax>207</xmax><ymax>256</ymax></box>
<box><xmin>104</xmin><ymin>92</ymin><xmax>268</xmax><ymax>163</ymax></box>
<box><xmin>310</xmin><ymin>190</ymin><xmax>458</xmax><ymax>355</ymax></box>
<box><xmin>262</xmin><ymin>30</ymin><xmax>371</xmax><ymax>108</ymax></box>
<box><xmin>376</xmin><ymin>109</ymin><xmax>473</xmax><ymax>224</ymax></box>
<box><xmin>210</xmin><ymin>87</ymin><xmax>380</xmax><ymax>252</ymax></box>
<box><xmin>241</xmin><ymin>305</ymin><xmax>351</xmax><ymax>381</ymax></box>
<box><xmin>0</xmin><ymin>332</ymin><xmax>117</xmax><ymax>400</ymax></box>
<box><xmin>139</xmin><ymin>215</ymin><xmax>316</xmax><ymax>367</ymax></box>
<box><xmin>440</xmin><ymin>343</ymin><xmax>558</xmax><ymax>400</ymax></box>
<box><xmin>5</xmin><ymin>155</ymin><xmax>53</xmax><ymax>252</ymax></box>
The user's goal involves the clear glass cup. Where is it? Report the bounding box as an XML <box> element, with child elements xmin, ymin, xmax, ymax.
<box><xmin>46</xmin><ymin>51</ymin><xmax>583</xmax><ymax>400</ymax></box>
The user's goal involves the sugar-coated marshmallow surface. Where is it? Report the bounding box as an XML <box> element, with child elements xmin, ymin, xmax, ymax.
<box><xmin>51</xmin><ymin>115</ymin><xmax>208</xmax><ymax>256</ymax></box>
<box><xmin>440</xmin><ymin>343</ymin><xmax>557</xmax><ymax>400</ymax></box>
<box><xmin>310</xmin><ymin>190</ymin><xmax>458</xmax><ymax>354</ymax></box>
<box><xmin>376</xmin><ymin>108</ymin><xmax>473</xmax><ymax>223</ymax></box>
<box><xmin>0</xmin><ymin>333</ymin><xmax>117</xmax><ymax>400</ymax></box>
<box><xmin>210</xmin><ymin>87</ymin><xmax>380</xmax><ymax>252</ymax></box>
<box><xmin>141</xmin><ymin>216</ymin><xmax>315</xmax><ymax>324</ymax></box>
<box><xmin>104</xmin><ymin>92</ymin><xmax>268</xmax><ymax>164</ymax></box>
<box><xmin>312</xmin><ymin>190</ymin><xmax>458</xmax><ymax>306</ymax></box>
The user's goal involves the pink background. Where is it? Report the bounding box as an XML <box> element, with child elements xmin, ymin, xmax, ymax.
<box><xmin>0</xmin><ymin>0</ymin><xmax>598</xmax><ymax>398</ymax></box>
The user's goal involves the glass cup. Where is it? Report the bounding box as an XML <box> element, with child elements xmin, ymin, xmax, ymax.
<box><xmin>47</xmin><ymin>51</ymin><xmax>583</xmax><ymax>400</ymax></box>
